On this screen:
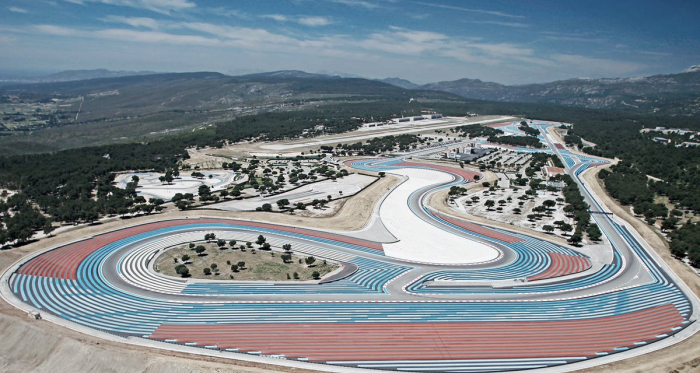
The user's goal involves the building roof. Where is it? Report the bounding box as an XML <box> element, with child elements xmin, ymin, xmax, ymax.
<box><xmin>545</xmin><ymin>166</ymin><xmax>565</xmax><ymax>176</ymax></box>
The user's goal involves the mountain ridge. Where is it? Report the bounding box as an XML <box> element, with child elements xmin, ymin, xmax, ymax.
<box><xmin>411</xmin><ymin>67</ymin><xmax>700</xmax><ymax>115</ymax></box>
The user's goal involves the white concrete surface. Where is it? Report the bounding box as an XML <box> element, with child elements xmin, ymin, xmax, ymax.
<box><xmin>381</xmin><ymin>168</ymin><xmax>500</xmax><ymax>264</ymax></box>
<box><xmin>116</xmin><ymin>171</ymin><xmax>236</xmax><ymax>201</ymax></box>
<box><xmin>211</xmin><ymin>173</ymin><xmax>375</xmax><ymax>211</ymax></box>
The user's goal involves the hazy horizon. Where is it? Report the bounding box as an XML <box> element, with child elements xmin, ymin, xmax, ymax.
<box><xmin>1</xmin><ymin>0</ymin><xmax>699</xmax><ymax>85</ymax></box>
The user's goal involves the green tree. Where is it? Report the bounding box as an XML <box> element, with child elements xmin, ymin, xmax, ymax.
<box><xmin>560</xmin><ymin>223</ymin><xmax>574</xmax><ymax>233</ymax></box>
<box><xmin>203</xmin><ymin>267</ymin><xmax>211</xmax><ymax>275</ymax></box>
<box><xmin>485</xmin><ymin>200</ymin><xmax>495</xmax><ymax>210</ymax></box>
<box><xmin>281</xmin><ymin>253</ymin><xmax>292</xmax><ymax>263</ymax></box>
<box><xmin>305</xmin><ymin>256</ymin><xmax>316</xmax><ymax>266</ymax></box>
<box><xmin>175</xmin><ymin>265</ymin><xmax>189</xmax><ymax>277</ymax></box>
<box><xmin>568</xmin><ymin>231</ymin><xmax>583</xmax><ymax>245</ymax></box>
<box><xmin>587</xmin><ymin>223</ymin><xmax>602</xmax><ymax>241</ymax></box>
<box><xmin>181</xmin><ymin>254</ymin><xmax>190</xmax><ymax>262</ymax></box>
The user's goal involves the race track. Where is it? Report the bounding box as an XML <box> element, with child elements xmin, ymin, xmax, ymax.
<box><xmin>2</xmin><ymin>121</ymin><xmax>698</xmax><ymax>373</ymax></box>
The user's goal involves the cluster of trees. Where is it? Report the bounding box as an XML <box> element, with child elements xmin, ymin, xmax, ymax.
<box><xmin>158</xmin><ymin>168</ymin><xmax>179</xmax><ymax>184</ymax></box>
<box><xmin>518</xmin><ymin>124</ymin><xmax>540</xmax><ymax>137</ymax></box>
<box><xmin>334</xmin><ymin>134</ymin><xmax>422</xmax><ymax>155</ymax></box>
<box><xmin>221</xmin><ymin>161</ymin><xmax>242</xmax><ymax>171</ymax></box>
<box><xmin>487</xmin><ymin>135</ymin><xmax>544</xmax><ymax>148</ymax></box>
<box><xmin>214</xmin><ymin>111</ymin><xmax>365</xmax><ymax>143</ymax></box>
<box><xmin>517</xmin><ymin>153</ymin><xmax>598</xmax><ymax>244</ymax></box>
<box><xmin>0</xmin><ymin>194</ymin><xmax>50</xmax><ymax>245</ymax></box>
<box><xmin>598</xmin><ymin>164</ymin><xmax>668</xmax><ymax>224</ymax></box>
<box><xmin>453</xmin><ymin>124</ymin><xmax>503</xmax><ymax>138</ymax></box>
<box><xmin>0</xmin><ymin>130</ymin><xmax>205</xmax><ymax>246</ymax></box>
<box><xmin>668</xmin><ymin>222</ymin><xmax>700</xmax><ymax>267</ymax></box>
<box><xmin>561</xmin><ymin>113</ymin><xmax>700</xmax><ymax>216</ymax></box>
<box><xmin>559</xmin><ymin>174</ymin><xmax>593</xmax><ymax>245</ymax></box>
<box><xmin>563</xmin><ymin>133</ymin><xmax>583</xmax><ymax>148</ymax></box>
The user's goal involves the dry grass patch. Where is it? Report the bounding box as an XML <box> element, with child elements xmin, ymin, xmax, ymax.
<box><xmin>155</xmin><ymin>242</ymin><xmax>337</xmax><ymax>281</ymax></box>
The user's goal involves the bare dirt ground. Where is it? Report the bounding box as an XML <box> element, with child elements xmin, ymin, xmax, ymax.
<box><xmin>183</xmin><ymin>149</ymin><xmax>234</xmax><ymax>169</ymax></box>
<box><xmin>155</xmin><ymin>242</ymin><xmax>337</xmax><ymax>281</ymax></box>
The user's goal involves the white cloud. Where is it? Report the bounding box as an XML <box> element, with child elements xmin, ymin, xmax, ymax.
<box><xmin>96</xmin><ymin>28</ymin><xmax>220</xmax><ymax>46</ymax></box>
<box><xmin>34</xmin><ymin>23</ymin><xmax>220</xmax><ymax>46</ymax></box>
<box><xmin>8</xmin><ymin>6</ymin><xmax>28</xmax><ymax>13</ymax></box>
<box><xmin>353</xmin><ymin>27</ymin><xmax>541</xmax><ymax>67</ymax></box>
<box><xmin>467</xmin><ymin>20</ymin><xmax>528</xmax><ymax>28</ymax></box>
<box><xmin>62</xmin><ymin>0</ymin><xmax>195</xmax><ymax>14</ymax></box>
<box><xmin>102</xmin><ymin>15</ymin><xmax>160</xmax><ymax>29</ymax></box>
<box><xmin>34</xmin><ymin>24</ymin><xmax>79</xmax><ymax>36</ymax></box>
<box><xmin>0</xmin><ymin>35</ymin><xmax>16</xmax><ymax>44</ymax></box>
<box><xmin>262</xmin><ymin>14</ymin><xmax>288</xmax><ymax>22</ymax></box>
<box><xmin>324</xmin><ymin>0</ymin><xmax>383</xmax><ymax>9</ymax></box>
<box><xmin>413</xmin><ymin>2</ymin><xmax>525</xmax><ymax>19</ymax></box>
<box><xmin>205</xmin><ymin>7</ymin><xmax>248</xmax><ymax>19</ymax></box>
<box><xmin>298</xmin><ymin>16</ymin><xmax>332</xmax><ymax>26</ymax></box>
<box><xmin>262</xmin><ymin>14</ymin><xmax>333</xmax><ymax>27</ymax></box>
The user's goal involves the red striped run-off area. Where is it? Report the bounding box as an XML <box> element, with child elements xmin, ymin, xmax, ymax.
<box><xmin>148</xmin><ymin>303</ymin><xmax>684</xmax><ymax>361</ymax></box>
<box><xmin>435</xmin><ymin>212</ymin><xmax>524</xmax><ymax>243</ymax></box>
<box><xmin>528</xmin><ymin>252</ymin><xmax>592</xmax><ymax>281</ymax></box>
<box><xmin>18</xmin><ymin>218</ymin><xmax>382</xmax><ymax>281</ymax></box>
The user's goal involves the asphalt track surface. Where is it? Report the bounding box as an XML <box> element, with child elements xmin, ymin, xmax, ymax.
<box><xmin>2</xmin><ymin>121</ymin><xmax>699</xmax><ymax>373</ymax></box>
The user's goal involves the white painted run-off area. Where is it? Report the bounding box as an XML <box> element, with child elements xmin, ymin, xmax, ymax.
<box><xmin>380</xmin><ymin>168</ymin><xmax>500</xmax><ymax>264</ymax></box>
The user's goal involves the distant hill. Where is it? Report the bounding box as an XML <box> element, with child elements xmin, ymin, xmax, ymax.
<box><xmin>239</xmin><ymin>70</ymin><xmax>339</xmax><ymax>80</ymax></box>
<box><xmin>0</xmin><ymin>69</ymin><xmax>159</xmax><ymax>84</ymax></box>
<box><xmin>418</xmin><ymin>68</ymin><xmax>700</xmax><ymax>116</ymax></box>
<box><xmin>379</xmin><ymin>77</ymin><xmax>420</xmax><ymax>90</ymax></box>
<box><xmin>0</xmin><ymin>71</ymin><xmax>463</xmax><ymax>155</ymax></box>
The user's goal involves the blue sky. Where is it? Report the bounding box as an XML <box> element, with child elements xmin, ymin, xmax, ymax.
<box><xmin>1</xmin><ymin>0</ymin><xmax>698</xmax><ymax>84</ymax></box>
